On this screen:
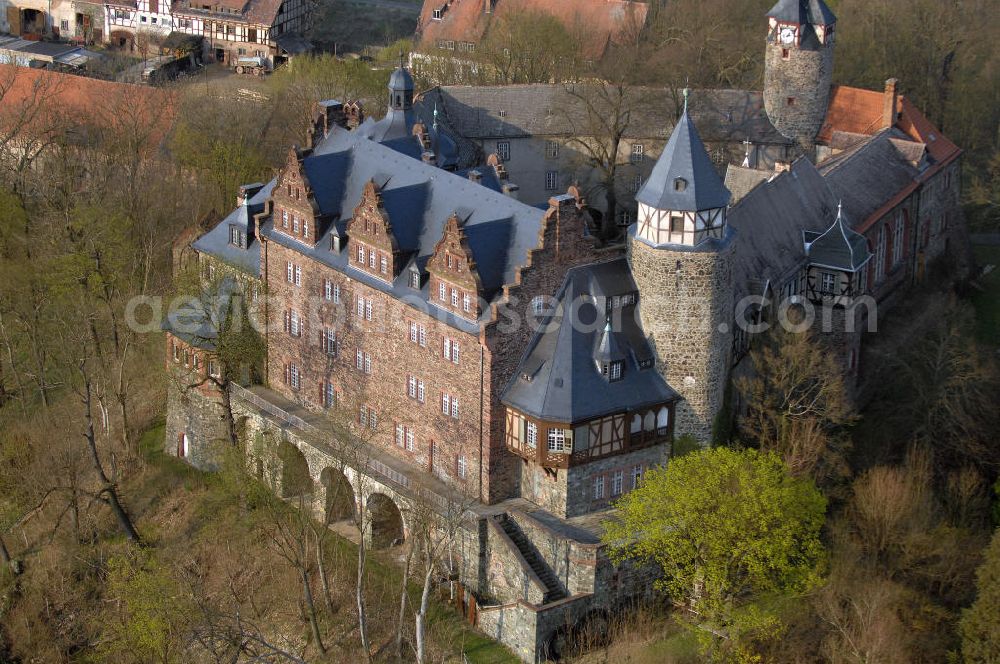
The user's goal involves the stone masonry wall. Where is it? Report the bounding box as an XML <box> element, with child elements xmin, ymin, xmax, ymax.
<box><xmin>763</xmin><ymin>42</ymin><xmax>834</xmax><ymax>149</ymax></box>
<box><xmin>164</xmin><ymin>355</ymin><xmax>229</xmax><ymax>471</ymax></box>
<box><xmin>628</xmin><ymin>237</ymin><xmax>734</xmax><ymax>441</ymax></box>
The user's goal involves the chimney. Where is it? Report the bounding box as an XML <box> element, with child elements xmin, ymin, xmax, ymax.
<box><xmin>502</xmin><ymin>182</ymin><xmax>519</xmax><ymax>200</ymax></box>
<box><xmin>773</xmin><ymin>161</ymin><xmax>791</xmax><ymax>174</ymax></box>
<box><xmin>882</xmin><ymin>78</ymin><xmax>898</xmax><ymax>129</ymax></box>
<box><xmin>467</xmin><ymin>169</ymin><xmax>482</xmax><ymax>184</ymax></box>
<box><xmin>421</xmin><ymin>151</ymin><xmax>437</xmax><ymax>166</ymax></box>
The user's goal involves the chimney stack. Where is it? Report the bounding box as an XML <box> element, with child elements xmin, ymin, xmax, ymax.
<box><xmin>882</xmin><ymin>78</ymin><xmax>898</xmax><ymax>129</ymax></box>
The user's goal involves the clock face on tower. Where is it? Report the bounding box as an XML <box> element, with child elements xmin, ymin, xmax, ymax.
<box><xmin>780</xmin><ymin>26</ymin><xmax>795</xmax><ymax>44</ymax></box>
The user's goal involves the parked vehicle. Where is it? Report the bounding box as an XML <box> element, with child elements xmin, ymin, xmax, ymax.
<box><xmin>233</xmin><ymin>56</ymin><xmax>269</xmax><ymax>76</ymax></box>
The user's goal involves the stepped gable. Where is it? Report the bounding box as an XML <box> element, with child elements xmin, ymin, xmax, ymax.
<box><xmin>502</xmin><ymin>258</ymin><xmax>678</xmax><ymax>423</ymax></box>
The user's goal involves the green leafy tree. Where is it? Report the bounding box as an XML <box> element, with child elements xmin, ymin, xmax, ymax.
<box><xmin>961</xmin><ymin>528</ymin><xmax>1000</xmax><ymax>662</ymax></box>
<box><xmin>604</xmin><ymin>447</ymin><xmax>826</xmax><ymax>659</ymax></box>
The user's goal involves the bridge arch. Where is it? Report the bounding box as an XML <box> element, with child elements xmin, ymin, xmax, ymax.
<box><xmin>278</xmin><ymin>439</ymin><xmax>313</xmax><ymax>498</ymax></box>
<box><xmin>320</xmin><ymin>467</ymin><xmax>356</xmax><ymax>523</ymax></box>
<box><xmin>367</xmin><ymin>493</ymin><xmax>404</xmax><ymax>549</ymax></box>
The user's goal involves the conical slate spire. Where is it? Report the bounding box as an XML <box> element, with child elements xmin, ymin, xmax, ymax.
<box><xmin>635</xmin><ymin>102</ymin><xmax>731</xmax><ymax>212</ymax></box>
<box><xmin>766</xmin><ymin>0</ymin><xmax>836</xmax><ymax>26</ymax></box>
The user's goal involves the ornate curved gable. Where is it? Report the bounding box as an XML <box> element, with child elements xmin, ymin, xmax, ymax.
<box><xmin>427</xmin><ymin>213</ymin><xmax>483</xmax><ymax>320</ymax></box>
<box><xmin>347</xmin><ymin>179</ymin><xmax>401</xmax><ymax>282</ymax></box>
<box><xmin>272</xmin><ymin>147</ymin><xmax>322</xmax><ymax>246</ymax></box>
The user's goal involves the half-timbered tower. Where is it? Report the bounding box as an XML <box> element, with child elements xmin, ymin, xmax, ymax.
<box><xmin>628</xmin><ymin>96</ymin><xmax>734</xmax><ymax>441</ymax></box>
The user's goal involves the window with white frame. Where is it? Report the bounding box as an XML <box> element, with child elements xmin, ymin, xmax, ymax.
<box><xmin>324</xmin><ymin>280</ymin><xmax>340</xmax><ymax>303</ymax></box>
<box><xmin>438</xmin><ymin>282</ymin><xmax>446</xmax><ymax>301</ymax></box>
<box><xmin>631</xmin><ymin>143</ymin><xmax>644</xmax><ymax>163</ymax></box>
<box><xmin>368</xmin><ymin>251</ymin><xmax>376</xmax><ymax>270</ymax></box>
<box><xmin>356</xmin><ymin>296</ymin><xmax>373</xmax><ymax>321</ymax></box>
<box><xmin>380</xmin><ymin>255</ymin><xmax>387</xmax><ymax>274</ymax></box>
<box><xmin>407</xmin><ymin>375</ymin><xmax>425</xmax><ymax>402</ymax></box>
<box><xmin>545</xmin><ymin>140</ymin><xmax>560</xmax><ymax>159</ymax></box>
<box><xmin>357</xmin><ymin>244</ymin><xmax>365</xmax><ymax>264</ymax></box>
<box><xmin>892</xmin><ymin>215</ymin><xmax>904</xmax><ymax>265</ymax></box>
<box><xmin>496</xmin><ymin>141</ymin><xmax>510</xmax><ymax>161</ymax></box>
<box><xmin>875</xmin><ymin>225</ymin><xmax>887</xmax><ymax>281</ymax></box>
<box><xmin>286</xmin><ymin>261</ymin><xmax>294</xmax><ymax>283</ymax></box>
<box><xmin>409</xmin><ymin>271</ymin><xmax>420</xmax><ymax>288</ymax></box>
<box><xmin>457</xmin><ymin>454</ymin><xmax>467</xmax><ymax>479</ymax></box>
<box><xmin>546</xmin><ymin>428</ymin><xmax>570</xmax><ymax>453</ymax></box>
<box><xmin>821</xmin><ymin>271</ymin><xmax>837</xmax><ymax>294</ymax></box>
<box><xmin>593</xmin><ymin>475</ymin><xmax>605</xmax><ymax>499</ymax></box>
<box><xmin>451</xmin><ymin>288</ymin><xmax>459</xmax><ymax>307</ymax></box>
<box><xmin>321</xmin><ymin>328</ymin><xmax>336</xmax><ymax>355</ymax></box>
<box><xmin>531</xmin><ymin>296</ymin><xmax>546</xmax><ymax>316</ymax></box>
<box><xmin>323</xmin><ymin>382</ymin><xmax>336</xmax><ymax>408</ymax></box>
<box><xmin>631</xmin><ymin>465</ymin><xmax>642</xmax><ymax>489</ymax></box>
<box><xmin>611</xmin><ymin>470</ymin><xmax>624</xmax><ymax>496</ymax></box>
<box><xmin>289</xmin><ymin>363</ymin><xmax>300</xmax><ymax>390</ymax></box>
<box><xmin>441</xmin><ymin>393</ymin><xmax>459</xmax><ymax>418</ymax></box>
<box><xmin>443</xmin><ymin>338</ymin><xmax>460</xmax><ymax>363</ymax></box>
<box><xmin>544</xmin><ymin>171</ymin><xmax>559</xmax><ymax>191</ymax></box>
<box><xmin>526</xmin><ymin>421</ymin><xmax>537</xmax><ymax>448</ymax></box>
<box><xmin>463</xmin><ymin>293</ymin><xmax>471</xmax><ymax>313</ymax></box>
<box><xmin>628</xmin><ymin>174</ymin><xmax>642</xmax><ymax>193</ymax></box>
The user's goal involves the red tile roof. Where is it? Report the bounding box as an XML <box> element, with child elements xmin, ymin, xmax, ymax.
<box><xmin>818</xmin><ymin>83</ymin><xmax>960</xmax><ymax>167</ymax></box>
<box><xmin>0</xmin><ymin>65</ymin><xmax>175</xmax><ymax>151</ymax></box>
<box><xmin>417</xmin><ymin>0</ymin><xmax>648</xmax><ymax>60</ymax></box>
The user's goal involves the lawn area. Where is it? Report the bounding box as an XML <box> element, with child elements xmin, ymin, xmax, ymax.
<box><xmin>971</xmin><ymin>244</ymin><xmax>1000</xmax><ymax>346</ymax></box>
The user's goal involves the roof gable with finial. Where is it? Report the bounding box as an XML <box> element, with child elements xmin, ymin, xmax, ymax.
<box><xmin>635</xmin><ymin>88</ymin><xmax>731</xmax><ymax>212</ymax></box>
<box><xmin>803</xmin><ymin>201</ymin><xmax>870</xmax><ymax>271</ymax></box>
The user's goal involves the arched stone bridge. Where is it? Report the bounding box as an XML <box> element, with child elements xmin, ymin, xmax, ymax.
<box><xmin>231</xmin><ymin>384</ymin><xmax>470</xmax><ymax>549</ymax></box>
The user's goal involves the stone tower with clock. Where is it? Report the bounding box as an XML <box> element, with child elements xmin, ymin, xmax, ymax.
<box><xmin>628</xmin><ymin>94</ymin><xmax>734</xmax><ymax>442</ymax></box>
<box><xmin>762</xmin><ymin>0</ymin><xmax>837</xmax><ymax>152</ymax></box>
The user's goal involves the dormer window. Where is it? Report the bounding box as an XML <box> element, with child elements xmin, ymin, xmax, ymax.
<box><xmin>432</xmin><ymin>7</ymin><xmax>442</xmax><ymax>19</ymax></box>
<box><xmin>599</xmin><ymin>360</ymin><xmax>624</xmax><ymax>381</ymax></box>
<box><xmin>673</xmin><ymin>177</ymin><xmax>687</xmax><ymax>192</ymax></box>
<box><xmin>228</xmin><ymin>224</ymin><xmax>246</xmax><ymax>248</ymax></box>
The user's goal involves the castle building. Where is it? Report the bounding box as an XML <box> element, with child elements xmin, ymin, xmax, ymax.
<box><xmin>164</xmin><ymin>0</ymin><xmax>966</xmax><ymax>659</ymax></box>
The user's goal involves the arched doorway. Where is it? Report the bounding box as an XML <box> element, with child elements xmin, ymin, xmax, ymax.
<box><xmin>278</xmin><ymin>440</ymin><xmax>312</xmax><ymax>498</ymax></box>
<box><xmin>367</xmin><ymin>493</ymin><xmax>404</xmax><ymax>549</ymax></box>
<box><xmin>320</xmin><ymin>467</ymin><xmax>354</xmax><ymax>524</ymax></box>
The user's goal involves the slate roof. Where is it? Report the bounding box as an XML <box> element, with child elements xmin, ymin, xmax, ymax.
<box><xmin>724</xmin><ymin>164</ymin><xmax>769</xmax><ymax>204</ymax></box>
<box><xmin>501</xmin><ymin>259</ymin><xmax>679</xmax><ymax>423</ymax></box>
<box><xmin>416</xmin><ymin>0</ymin><xmax>648</xmax><ymax>60</ymax></box>
<box><xmin>804</xmin><ymin>205</ymin><xmax>870</xmax><ymax>272</ymax></box>
<box><xmin>195</xmin><ymin>124</ymin><xmax>547</xmax><ymax>334</ymax></box>
<box><xmin>819</xmin><ymin>129</ymin><xmax>923</xmax><ymax>232</ymax></box>
<box><xmin>359</xmin><ymin>69</ymin><xmax>459</xmax><ymax>168</ymax></box>
<box><xmin>635</xmin><ymin>108</ymin><xmax>731</xmax><ymax>212</ymax></box>
<box><xmin>766</xmin><ymin>0</ymin><xmax>835</xmax><ymax>26</ymax></box>
<box><xmin>418</xmin><ymin>85</ymin><xmax>789</xmax><ymax>146</ymax></box>
<box><xmin>192</xmin><ymin>184</ymin><xmax>271</xmax><ymax>277</ymax></box>
<box><xmin>727</xmin><ymin>158</ymin><xmax>837</xmax><ymax>296</ymax></box>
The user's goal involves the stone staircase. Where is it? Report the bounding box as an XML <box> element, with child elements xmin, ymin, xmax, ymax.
<box><xmin>499</xmin><ymin>514</ymin><xmax>567</xmax><ymax>604</ymax></box>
